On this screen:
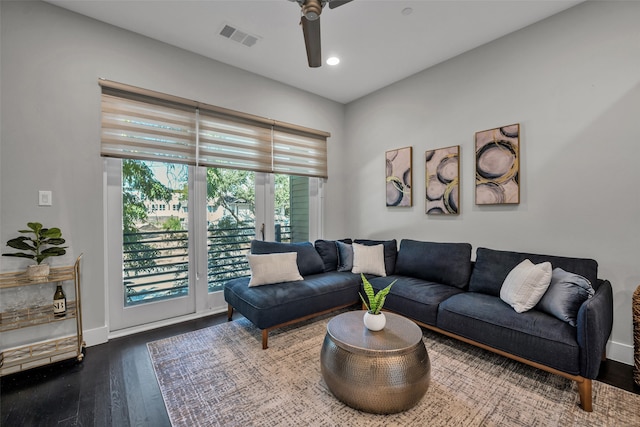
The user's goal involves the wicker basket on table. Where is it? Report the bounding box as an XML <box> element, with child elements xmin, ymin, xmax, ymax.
<box><xmin>634</xmin><ymin>285</ymin><xmax>640</xmax><ymax>386</ymax></box>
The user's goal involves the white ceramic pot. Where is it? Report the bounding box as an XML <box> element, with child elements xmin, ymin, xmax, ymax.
<box><xmin>363</xmin><ymin>311</ymin><xmax>386</xmax><ymax>331</ymax></box>
<box><xmin>27</xmin><ymin>264</ymin><xmax>50</xmax><ymax>279</ymax></box>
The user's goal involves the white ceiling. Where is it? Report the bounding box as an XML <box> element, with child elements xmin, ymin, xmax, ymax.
<box><xmin>46</xmin><ymin>0</ymin><xmax>582</xmax><ymax>104</ymax></box>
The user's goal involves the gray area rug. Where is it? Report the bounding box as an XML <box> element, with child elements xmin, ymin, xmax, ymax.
<box><xmin>147</xmin><ymin>312</ymin><xmax>640</xmax><ymax>426</ymax></box>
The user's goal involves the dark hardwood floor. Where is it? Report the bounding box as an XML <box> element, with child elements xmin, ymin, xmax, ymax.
<box><xmin>2</xmin><ymin>313</ymin><xmax>638</xmax><ymax>426</ymax></box>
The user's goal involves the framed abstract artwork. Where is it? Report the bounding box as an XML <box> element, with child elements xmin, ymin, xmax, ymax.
<box><xmin>385</xmin><ymin>146</ymin><xmax>412</xmax><ymax>207</ymax></box>
<box><xmin>475</xmin><ymin>124</ymin><xmax>520</xmax><ymax>205</ymax></box>
<box><xmin>426</xmin><ymin>145</ymin><xmax>460</xmax><ymax>215</ymax></box>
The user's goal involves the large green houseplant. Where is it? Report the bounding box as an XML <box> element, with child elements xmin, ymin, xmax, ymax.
<box><xmin>3</xmin><ymin>222</ymin><xmax>67</xmax><ymax>277</ymax></box>
<box><xmin>359</xmin><ymin>273</ymin><xmax>396</xmax><ymax>331</ymax></box>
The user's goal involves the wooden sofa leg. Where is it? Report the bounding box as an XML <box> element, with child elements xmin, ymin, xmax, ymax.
<box><xmin>227</xmin><ymin>304</ymin><xmax>233</xmax><ymax>321</ymax></box>
<box><xmin>577</xmin><ymin>378</ymin><xmax>593</xmax><ymax>412</ymax></box>
<box><xmin>262</xmin><ymin>330</ymin><xmax>269</xmax><ymax>350</ymax></box>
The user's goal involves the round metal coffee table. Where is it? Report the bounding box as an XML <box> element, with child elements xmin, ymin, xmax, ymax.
<box><xmin>320</xmin><ymin>311</ymin><xmax>430</xmax><ymax>414</ymax></box>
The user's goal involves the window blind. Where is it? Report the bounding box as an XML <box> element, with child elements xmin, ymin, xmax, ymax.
<box><xmin>99</xmin><ymin>80</ymin><xmax>329</xmax><ymax>178</ymax></box>
<box><xmin>100</xmin><ymin>90</ymin><xmax>197</xmax><ymax>165</ymax></box>
<box><xmin>272</xmin><ymin>126</ymin><xmax>328</xmax><ymax>177</ymax></box>
<box><xmin>198</xmin><ymin>108</ymin><xmax>274</xmax><ymax>174</ymax></box>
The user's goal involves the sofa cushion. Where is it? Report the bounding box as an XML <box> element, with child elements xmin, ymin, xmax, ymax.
<box><xmin>394</xmin><ymin>239</ymin><xmax>472</xmax><ymax>289</ymax></box>
<box><xmin>354</xmin><ymin>239</ymin><xmax>397</xmax><ymax>276</ymax></box>
<box><xmin>352</xmin><ymin>243</ymin><xmax>386</xmax><ymax>276</ymax></box>
<box><xmin>314</xmin><ymin>239</ymin><xmax>353</xmax><ymax>272</ymax></box>
<box><xmin>247</xmin><ymin>252</ymin><xmax>303</xmax><ymax>287</ymax></box>
<box><xmin>437</xmin><ymin>292</ymin><xmax>580</xmax><ymax>375</ymax></box>
<box><xmin>224</xmin><ymin>272</ymin><xmax>362</xmax><ymax>329</ymax></box>
<box><xmin>336</xmin><ymin>241</ymin><xmax>354</xmax><ymax>272</ymax></box>
<box><xmin>469</xmin><ymin>247</ymin><xmax>599</xmax><ymax>297</ymax></box>
<box><xmin>367</xmin><ymin>275</ymin><xmax>465</xmax><ymax>326</ymax></box>
<box><xmin>251</xmin><ymin>240</ymin><xmax>325</xmax><ymax>277</ymax></box>
<box><xmin>536</xmin><ymin>268</ymin><xmax>595</xmax><ymax>326</ymax></box>
<box><xmin>500</xmin><ymin>259</ymin><xmax>552</xmax><ymax>313</ymax></box>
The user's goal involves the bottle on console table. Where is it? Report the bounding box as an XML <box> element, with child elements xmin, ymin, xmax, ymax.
<box><xmin>53</xmin><ymin>284</ymin><xmax>66</xmax><ymax>317</ymax></box>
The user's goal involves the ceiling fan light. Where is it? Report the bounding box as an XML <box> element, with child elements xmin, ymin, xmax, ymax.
<box><xmin>305</xmin><ymin>11</ymin><xmax>319</xmax><ymax>20</ymax></box>
<box><xmin>302</xmin><ymin>0</ymin><xmax>322</xmax><ymax>21</ymax></box>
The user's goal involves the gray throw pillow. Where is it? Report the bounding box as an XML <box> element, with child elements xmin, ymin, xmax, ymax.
<box><xmin>535</xmin><ymin>267</ymin><xmax>595</xmax><ymax>326</ymax></box>
<box><xmin>336</xmin><ymin>241</ymin><xmax>353</xmax><ymax>272</ymax></box>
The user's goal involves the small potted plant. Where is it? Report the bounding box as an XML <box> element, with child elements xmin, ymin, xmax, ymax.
<box><xmin>3</xmin><ymin>222</ymin><xmax>67</xmax><ymax>278</ymax></box>
<box><xmin>359</xmin><ymin>273</ymin><xmax>396</xmax><ymax>331</ymax></box>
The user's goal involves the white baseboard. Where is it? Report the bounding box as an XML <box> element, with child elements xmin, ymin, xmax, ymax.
<box><xmin>82</xmin><ymin>308</ymin><xmax>227</xmax><ymax>347</ymax></box>
<box><xmin>607</xmin><ymin>340</ymin><xmax>634</xmax><ymax>365</ymax></box>
<box><xmin>83</xmin><ymin>320</ymin><xmax>636</xmax><ymax>367</ymax></box>
<box><xmin>83</xmin><ymin>325</ymin><xmax>109</xmax><ymax>347</ymax></box>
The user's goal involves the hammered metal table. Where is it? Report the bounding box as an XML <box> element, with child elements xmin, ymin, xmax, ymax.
<box><xmin>320</xmin><ymin>311</ymin><xmax>431</xmax><ymax>414</ymax></box>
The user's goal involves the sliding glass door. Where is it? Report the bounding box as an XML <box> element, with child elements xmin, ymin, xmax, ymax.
<box><xmin>107</xmin><ymin>159</ymin><xmax>197</xmax><ymax>331</ymax></box>
<box><xmin>107</xmin><ymin>159</ymin><xmax>321</xmax><ymax>332</ymax></box>
<box><xmin>205</xmin><ymin>168</ymin><xmax>256</xmax><ymax>293</ymax></box>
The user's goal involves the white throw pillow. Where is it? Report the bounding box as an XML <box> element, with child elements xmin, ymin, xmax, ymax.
<box><xmin>247</xmin><ymin>252</ymin><xmax>303</xmax><ymax>287</ymax></box>
<box><xmin>351</xmin><ymin>243</ymin><xmax>387</xmax><ymax>277</ymax></box>
<box><xmin>500</xmin><ymin>259</ymin><xmax>552</xmax><ymax>313</ymax></box>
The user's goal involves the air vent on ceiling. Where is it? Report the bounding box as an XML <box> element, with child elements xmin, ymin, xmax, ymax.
<box><xmin>219</xmin><ymin>24</ymin><xmax>260</xmax><ymax>48</ymax></box>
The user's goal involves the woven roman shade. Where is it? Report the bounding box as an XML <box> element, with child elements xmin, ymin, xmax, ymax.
<box><xmin>101</xmin><ymin>89</ymin><xmax>197</xmax><ymax>165</ymax></box>
<box><xmin>272</xmin><ymin>126</ymin><xmax>328</xmax><ymax>178</ymax></box>
<box><xmin>198</xmin><ymin>108</ymin><xmax>273</xmax><ymax>174</ymax></box>
<box><xmin>99</xmin><ymin>80</ymin><xmax>329</xmax><ymax>177</ymax></box>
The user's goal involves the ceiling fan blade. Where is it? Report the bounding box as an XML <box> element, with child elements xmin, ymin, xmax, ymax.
<box><xmin>301</xmin><ymin>16</ymin><xmax>321</xmax><ymax>68</ymax></box>
<box><xmin>328</xmin><ymin>0</ymin><xmax>353</xmax><ymax>9</ymax></box>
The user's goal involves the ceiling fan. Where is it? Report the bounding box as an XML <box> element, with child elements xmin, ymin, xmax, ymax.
<box><xmin>290</xmin><ymin>0</ymin><xmax>354</xmax><ymax>67</ymax></box>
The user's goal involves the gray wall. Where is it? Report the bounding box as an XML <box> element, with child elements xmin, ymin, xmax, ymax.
<box><xmin>0</xmin><ymin>1</ymin><xmax>346</xmax><ymax>344</ymax></box>
<box><xmin>2</xmin><ymin>1</ymin><xmax>638</xmax><ymax>364</ymax></box>
<box><xmin>344</xmin><ymin>1</ymin><xmax>640</xmax><ymax>363</ymax></box>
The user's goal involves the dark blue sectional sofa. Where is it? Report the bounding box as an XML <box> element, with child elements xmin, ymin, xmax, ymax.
<box><xmin>224</xmin><ymin>238</ymin><xmax>613</xmax><ymax>412</ymax></box>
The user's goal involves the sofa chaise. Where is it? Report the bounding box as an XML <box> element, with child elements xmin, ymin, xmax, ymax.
<box><xmin>224</xmin><ymin>238</ymin><xmax>613</xmax><ymax>412</ymax></box>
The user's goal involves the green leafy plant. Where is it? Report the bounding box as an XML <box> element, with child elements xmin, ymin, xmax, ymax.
<box><xmin>359</xmin><ymin>273</ymin><xmax>396</xmax><ymax>315</ymax></box>
<box><xmin>3</xmin><ymin>222</ymin><xmax>67</xmax><ymax>264</ymax></box>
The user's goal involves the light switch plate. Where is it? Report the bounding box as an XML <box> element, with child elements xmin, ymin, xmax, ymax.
<box><xmin>39</xmin><ymin>190</ymin><xmax>52</xmax><ymax>206</ymax></box>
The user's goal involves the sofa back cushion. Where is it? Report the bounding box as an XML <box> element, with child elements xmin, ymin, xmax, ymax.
<box><xmin>469</xmin><ymin>247</ymin><xmax>599</xmax><ymax>296</ymax></box>
<box><xmin>395</xmin><ymin>239</ymin><xmax>472</xmax><ymax>289</ymax></box>
<box><xmin>251</xmin><ymin>240</ymin><xmax>325</xmax><ymax>277</ymax></box>
<box><xmin>353</xmin><ymin>239</ymin><xmax>397</xmax><ymax>276</ymax></box>
<box><xmin>314</xmin><ymin>239</ymin><xmax>353</xmax><ymax>272</ymax></box>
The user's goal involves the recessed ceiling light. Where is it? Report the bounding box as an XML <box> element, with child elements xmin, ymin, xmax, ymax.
<box><xmin>326</xmin><ymin>56</ymin><xmax>340</xmax><ymax>66</ymax></box>
<box><xmin>402</xmin><ymin>7</ymin><xmax>413</xmax><ymax>16</ymax></box>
